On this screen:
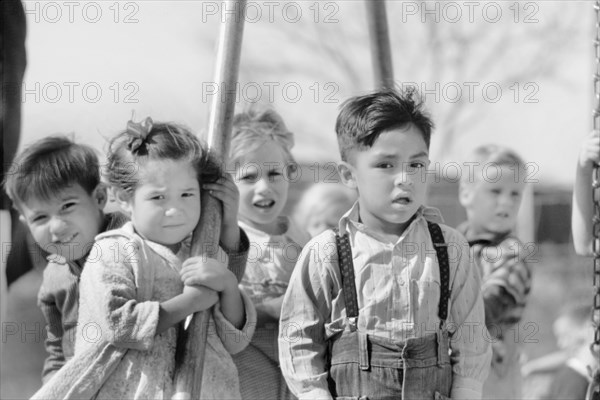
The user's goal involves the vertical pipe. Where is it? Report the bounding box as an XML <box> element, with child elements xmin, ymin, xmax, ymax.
<box><xmin>365</xmin><ymin>0</ymin><xmax>394</xmax><ymax>89</ymax></box>
<box><xmin>172</xmin><ymin>1</ymin><xmax>247</xmax><ymax>398</ymax></box>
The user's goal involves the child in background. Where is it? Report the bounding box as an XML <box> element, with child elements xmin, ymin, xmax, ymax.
<box><xmin>279</xmin><ymin>88</ymin><xmax>491</xmax><ymax>400</ymax></box>
<box><xmin>457</xmin><ymin>144</ymin><xmax>533</xmax><ymax>399</ymax></box>
<box><xmin>292</xmin><ymin>181</ymin><xmax>357</xmax><ymax>238</ymax></box>
<box><xmin>31</xmin><ymin>118</ymin><xmax>256</xmax><ymax>400</ymax></box>
<box><xmin>545</xmin><ymin>303</ymin><xmax>598</xmax><ymax>400</ymax></box>
<box><xmin>522</xmin><ymin>303</ymin><xmax>598</xmax><ymax>400</ymax></box>
<box><xmin>3</xmin><ymin>136</ymin><xmax>128</xmax><ymax>382</ymax></box>
<box><xmin>572</xmin><ymin>130</ymin><xmax>600</xmax><ymax>256</ymax></box>
<box><xmin>570</xmin><ymin>130</ymin><xmax>600</xmax><ymax>399</ymax></box>
<box><xmin>229</xmin><ymin>107</ymin><xmax>309</xmax><ymax>399</ymax></box>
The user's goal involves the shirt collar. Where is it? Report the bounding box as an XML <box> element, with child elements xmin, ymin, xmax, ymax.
<box><xmin>239</xmin><ymin>216</ymin><xmax>290</xmax><ymax>239</ymax></box>
<box><xmin>337</xmin><ymin>201</ymin><xmax>444</xmax><ymax>237</ymax></box>
<box><xmin>456</xmin><ymin>221</ymin><xmax>512</xmax><ymax>245</ymax></box>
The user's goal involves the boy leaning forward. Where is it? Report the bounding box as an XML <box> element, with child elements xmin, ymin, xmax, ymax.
<box><xmin>278</xmin><ymin>89</ymin><xmax>492</xmax><ymax>400</ymax></box>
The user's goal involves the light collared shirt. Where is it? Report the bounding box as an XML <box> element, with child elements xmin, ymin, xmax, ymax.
<box><xmin>279</xmin><ymin>203</ymin><xmax>491</xmax><ymax>400</ymax></box>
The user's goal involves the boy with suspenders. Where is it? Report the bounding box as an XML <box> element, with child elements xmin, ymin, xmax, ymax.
<box><xmin>279</xmin><ymin>89</ymin><xmax>491</xmax><ymax>400</ymax></box>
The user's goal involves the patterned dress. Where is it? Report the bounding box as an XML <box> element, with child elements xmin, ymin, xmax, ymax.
<box><xmin>31</xmin><ymin>222</ymin><xmax>256</xmax><ymax>400</ymax></box>
<box><xmin>233</xmin><ymin>217</ymin><xmax>309</xmax><ymax>400</ymax></box>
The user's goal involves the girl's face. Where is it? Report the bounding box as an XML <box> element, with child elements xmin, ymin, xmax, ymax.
<box><xmin>234</xmin><ymin>141</ymin><xmax>290</xmax><ymax>233</ymax></box>
<box><xmin>120</xmin><ymin>159</ymin><xmax>201</xmax><ymax>248</ymax></box>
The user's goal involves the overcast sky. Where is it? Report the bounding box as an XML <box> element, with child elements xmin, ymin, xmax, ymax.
<box><xmin>19</xmin><ymin>0</ymin><xmax>592</xmax><ymax>188</ymax></box>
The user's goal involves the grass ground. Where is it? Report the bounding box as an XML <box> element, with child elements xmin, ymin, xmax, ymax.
<box><xmin>0</xmin><ymin>243</ymin><xmax>595</xmax><ymax>399</ymax></box>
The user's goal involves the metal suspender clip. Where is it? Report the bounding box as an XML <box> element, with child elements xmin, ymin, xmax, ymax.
<box><xmin>348</xmin><ymin>317</ymin><xmax>358</xmax><ymax>332</ymax></box>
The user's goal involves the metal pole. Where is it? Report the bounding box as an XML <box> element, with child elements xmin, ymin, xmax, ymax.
<box><xmin>365</xmin><ymin>0</ymin><xmax>394</xmax><ymax>89</ymax></box>
<box><xmin>586</xmin><ymin>2</ymin><xmax>600</xmax><ymax>399</ymax></box>
<box><xmin>172</xmin><ymin>1</ymin><xmax>246</xmax><ymax>398</ymax></box>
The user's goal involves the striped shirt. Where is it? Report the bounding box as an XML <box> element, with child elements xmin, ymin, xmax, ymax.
<box><xmin>279</xmin><ymin>203</ymin><xmax>492</xmax><ymax>400</ymax></box>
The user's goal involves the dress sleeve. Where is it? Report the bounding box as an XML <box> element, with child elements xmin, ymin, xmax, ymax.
<box><xmin>222</xmin><ymin>227</ymin><xmax>249</xmax><ymax>283</ymax></box>
<box><xmin>79</xmin><ymin>237</ymin><xmax>160</xmax><ymax>350</ymax></box>
<box><xmin>212</xmin><ymin>289</ymin><xmax>256</xmax><ymax>354</ymax></box>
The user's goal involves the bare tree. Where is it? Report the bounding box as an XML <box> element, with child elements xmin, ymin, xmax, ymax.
<box><xmin>228</xmin><ymin>0</ymin><xmax>584</xmax><ymax>158</ymax></box>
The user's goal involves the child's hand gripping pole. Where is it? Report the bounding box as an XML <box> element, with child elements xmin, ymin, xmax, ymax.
<box><xmin>172</xmin><ymin>2</ymin><xmax>247</xmax><ymax>398</ymax></box>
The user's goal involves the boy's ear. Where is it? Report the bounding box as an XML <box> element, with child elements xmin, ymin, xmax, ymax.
<box><xmin>113</xmin><ymin>188</ymin><xmax>133</xmax><ymax>214</ymax></box>
<box><xmin>337</xmin><ymin>161</ymin><xmax>357</xmax><ymax>189</ymax></box>
<box><xmin>92</xmin><ymin>183</ymin><xmax>109</xmax><ymax>210</ymax></box>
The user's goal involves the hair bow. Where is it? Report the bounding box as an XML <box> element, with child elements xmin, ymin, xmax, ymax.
<box><xmin>126</xmin><ymin>117</ymin><xmax>153</xmax><ymax>154</ymax></box>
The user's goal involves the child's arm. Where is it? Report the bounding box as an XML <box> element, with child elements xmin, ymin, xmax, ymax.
<box><xmin>181</xmin><ymin>256</ymin><xmax>245</xmax><ymax>329</ymax></box>
<box><xmin>180</xmin><ymin>255</ymin><xmax>256</xmax><ymax>354</ymax></box>
<box><xmin>445</xmin><ymin>231</ymin><xmax>493</xmax><ymax>400</ymax></box>
<box><xmin>278</xmin><ymin>237</ymin><xmax>336</xmax><ymax>400</ymax></box>
<box><xmin>156</xmin><ymin>285</ymin><xmax>219</xmax><ymax>334</ymax></box>
<box><xmin>480</xmin><ymin>237</ymin><xmax>532</xmax><ymax>328</ymax></box>
<box><xmin>221</xmin><ymin>228</ymin><xmax>249</xmax><ymax>283</ymax></box>
<box><xmin>256</xmin><ymin>295</ymin><xmax>284</xmax><ymax>323</ymax></box>
<box><xmin>572</xmin><ymin>130</ymin><xmax>600</xmax><ymax>256</ymax></box>
<box><xmin>37</xmin><ymin>284</ymin><xmax>66</xmax><ymax>383</ymax></box>
<box><xmin>80</xmin><ymin>237</ymin><xmax>218</xmax><ymax>350</ymax></box>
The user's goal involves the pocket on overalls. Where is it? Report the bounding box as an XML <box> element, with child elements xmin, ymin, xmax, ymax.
<box><xmin>329</xmin><ymin>362</ymin><xmax>362</xmax><ymax>397</ymax></box>
<box><xmin>401</xmin><ymin>332</ymin><xmax>452</xmax><ymax>400</ymax></box>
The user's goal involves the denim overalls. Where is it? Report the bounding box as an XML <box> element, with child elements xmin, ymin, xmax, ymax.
<box><xmin>327</xmin><ymin>222</ymin><xmax>453</xmax><ymax>400</ymax></box>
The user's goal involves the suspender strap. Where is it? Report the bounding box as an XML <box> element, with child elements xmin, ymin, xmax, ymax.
<box><xmin>334</xmin><ymin>222</ymin><xmax>451</xmax><ymax>331</ymax></box>
<box><xmin>427</xmin><ymin>221</ymin><xmax>451</xmax><ymax>323</ymax></box>
<box><xmin>334</xmin><ymin>229</ymin><xmax>359</xmax><ymax>331</ymax></box>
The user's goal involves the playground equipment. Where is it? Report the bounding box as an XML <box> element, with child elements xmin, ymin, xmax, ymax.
<box><xmin>171</xmin><ymin>1</ymin><xmax>394</xmax><ymax>398</ymax></box>
<box><xmin>172</xmin><ymin>1</ymin><xmax>247</xmax><ymax>398</ymax></box>
<box><xmin>588</xmin><ymin>2</ymin><xmax>600</xmax><ymax>399</ymax></box>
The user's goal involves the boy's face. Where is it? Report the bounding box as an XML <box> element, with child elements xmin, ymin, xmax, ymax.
<box><xmin>233</xmin><ymin>141</ymin><xmax>290</xmax><ymax>233</ymax></box>
<box><xmin>19</xmin><ymin>184</ymin><xmax>107</xmax><ymax>261</ymax></box>
<box><xmin>459</xmin><ymin>165</ymin><xmax>525</xmax><ymax>235</ymax></box>
<box><xmin>338</xmin><ymin>126</ymin><xmax>430</xmax><ymax>236</ymax></box>
<box><xmin>118</xmin><ymin>159</ymin><xmax>201</xmax><ymax>247</ymax></box>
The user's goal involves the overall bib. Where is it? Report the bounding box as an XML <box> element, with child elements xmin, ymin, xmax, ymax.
<box><xmin>327</xmin><ymin>222</ymin><xmax>452</xmax><ymax>400</ymax></box>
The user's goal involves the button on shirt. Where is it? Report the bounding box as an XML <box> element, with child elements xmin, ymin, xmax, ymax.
<box><xmin>279</xmin><ymin>203</ymin><xmax>491</xmax><ymax>400</ymax></box>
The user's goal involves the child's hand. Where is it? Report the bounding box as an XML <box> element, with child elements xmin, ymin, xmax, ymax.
<box><xmin>579</xmin><ymin>130</ymin><xmax>600</xmax><ymax>168</ymax></box>
<box><xmin>260</xmin><ymin>296</ymin><xmax>284</xmax><ymax>319</ymax></box>
<box><xmin>182</xmin><ymin>284</ymin><xmax>219</xmax><ymax>313</ymax></box>
<box><xmin>255</xmin><ymin>296</ymin><xmax>284</xmax><ymax>326</ymax></box>
<box><xmin>203</xmin><ymin>173</ymin><xmax>241</xmax><ymax>251</ymax></box>
<box><xmin>180</xmin><ymin>257</ymin><xmax>237</xmax><ymax>294</ymax></box>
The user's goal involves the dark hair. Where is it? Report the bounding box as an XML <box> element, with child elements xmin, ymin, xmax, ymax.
<box><xmin>105</xmin><ymin>120</ymin><xmax>219</xmax><ymax>194</ymax></box>
<box><xmin>3</xmin><ymin>135</ymin><xmax>100</xmax><ymax>208</ymax></box>
<box><xmin>335</xmin><ymin>87</ymin><xmax>434</xmax><ymax>162</ymax></box>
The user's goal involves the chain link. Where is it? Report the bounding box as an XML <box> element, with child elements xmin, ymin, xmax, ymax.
<box><xmin>593</xmin><ymin>0</ymin><xmax>600</xmax><ymax>348</ymax></box>
<box><xmin>591</xmin><ymin>2</ymin><xmax>600</xmax><ymax>390</ymax></box>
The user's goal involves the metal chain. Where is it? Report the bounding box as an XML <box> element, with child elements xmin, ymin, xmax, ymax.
<box><xmin>588</xmin><ymin>3</ymin><xmax>600</xmax><ymax>399</ymax></box>
<box><xmin>593</xmin><ymin>0</ymin><xmax>600</xmax><ymax>357</ymax></box>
